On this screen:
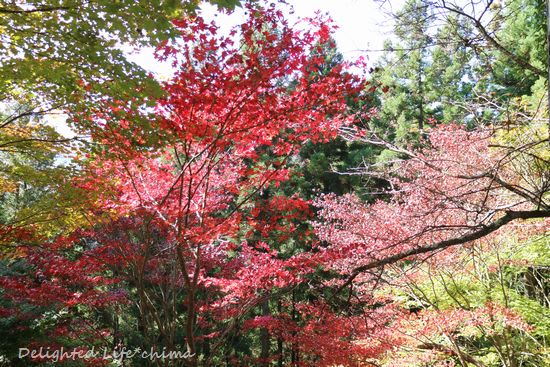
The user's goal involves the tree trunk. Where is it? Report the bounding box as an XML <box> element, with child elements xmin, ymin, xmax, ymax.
<box><xmin>259</xmin><ymin>299</ymin><xmax>271</xmax><ymax>366</ymax></box>
<box><xmin>277</xmin><ymin>300</ymin><xmax>284</xmax><ymax>367</ymax></box>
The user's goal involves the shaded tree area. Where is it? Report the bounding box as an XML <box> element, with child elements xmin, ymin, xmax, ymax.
<box><xmin>0</xmin><ymin>0</ymin><xmax>548</xmax><ymax>366</ymax></box>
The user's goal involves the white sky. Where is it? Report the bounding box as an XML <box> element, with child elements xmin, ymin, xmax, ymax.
<box><xmin>284</xmin><ymin>0</ymin><xmax>400</xmax><ymax>58</ymax></box>
<box><xmin>126</xmin><ymin>0</ymin><xmax>402</xmax><ymax>77</ymax></box>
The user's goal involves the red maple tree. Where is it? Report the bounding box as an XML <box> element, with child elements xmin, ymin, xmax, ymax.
<box><xmin>1</xmin><ymin>5</ymin><xmax>373</xmax><ymax>366</ymax></box>
<box><xmin>1</xmin><ymin>4</ymin><xmax>548</xmax><ymax>367</ymax></box>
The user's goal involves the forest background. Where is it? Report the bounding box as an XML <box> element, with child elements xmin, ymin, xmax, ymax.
<box><xmin>0</xmin><ymin>0</ymin><xmax>548</xmax><ymax>366</ymax></box>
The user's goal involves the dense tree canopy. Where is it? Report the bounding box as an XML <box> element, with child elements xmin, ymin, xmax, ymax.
<box><xmin>0</xmin><ymin>0</ymin><xmax>548</xmax><ymax>366</ymax></box>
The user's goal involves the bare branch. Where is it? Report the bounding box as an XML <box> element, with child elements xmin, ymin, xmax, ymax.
<box><xmin>338</xmin><ymin>209</ymin><xmax>550</xmax><ymax>293</ymax></box>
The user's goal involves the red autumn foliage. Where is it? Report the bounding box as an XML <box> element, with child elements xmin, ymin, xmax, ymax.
<box><xmin>1</xmin><ymin>4</ymin><xmax>548</xmax><ymax>367</ymax></box>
